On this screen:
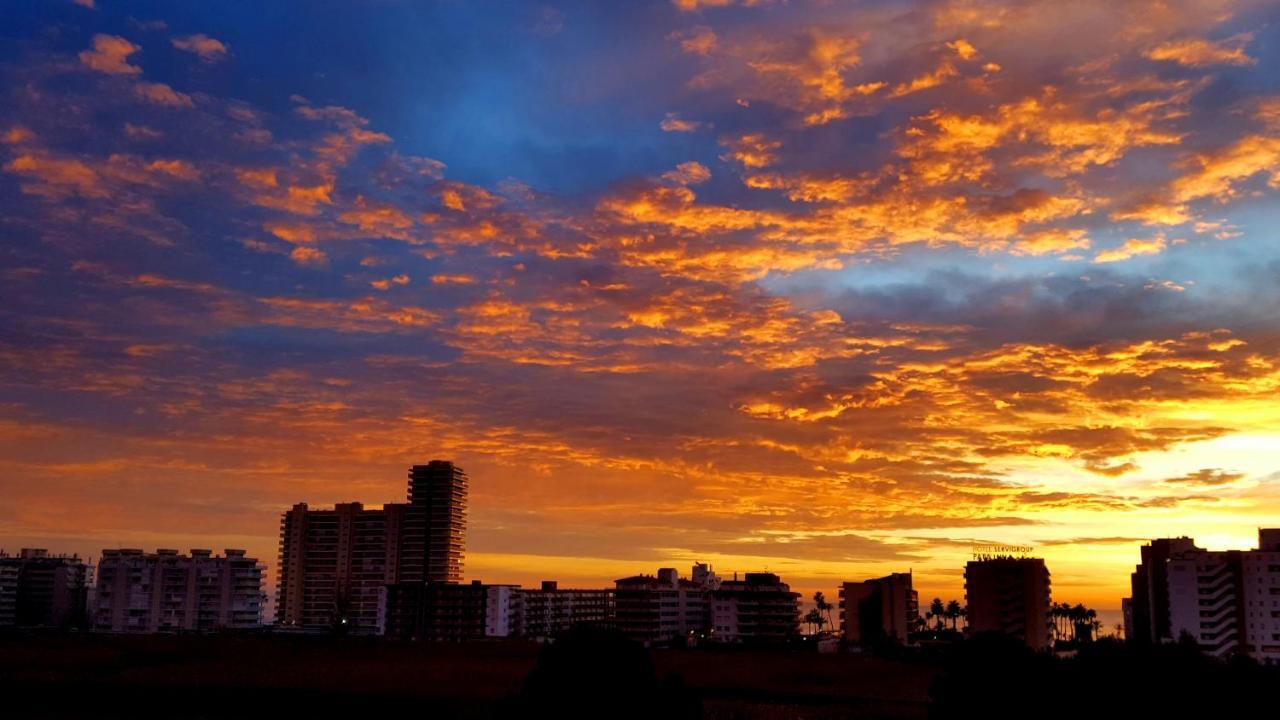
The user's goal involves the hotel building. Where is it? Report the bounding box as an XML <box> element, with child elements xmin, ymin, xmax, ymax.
<box><xmin>964</xmin><ymin>557</ymin><xmax>1052</xmax><ymax>651</ymax></box>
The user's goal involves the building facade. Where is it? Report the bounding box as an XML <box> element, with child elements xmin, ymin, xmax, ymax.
<box><xmin>409</xmin><ymin>461</ymin><xmax>468</xmax><ymax>583</ymax></box>
<box><xmin>376</xmin><ymin>579</ymin><xmax>491</xmax><ymax>635</ymax></box>
<box><xmin>1127</xmin><ymin>537</ymin><xmax>1198</xmax><ymax>645</ymax></box>
<box><xmin>1161</xmin><ymin>529</ymin><xmax>1280</xmax><ymax>661</ymax></box>
<box><xmin>0</xmin><ymin>549</ymin><xmax>90</xmax><ymax>629</ymax></box>
<box><xmin>839</xmin><ymin>572</ymin><xmax>918</xmax><ymax>645</ymax></box>
<box><xmin>92</xmin><ymin>548</ymin><xmax>264</xmax><ymax>633</ymax></box>
<box><xmin>515</xmin><ymin>581</ymin><xmax>615</xmax><ymax>639</ymax></box>
<box><xmin>276</xmin><ymin>460</ymin><xmax>468</xmax><ymax>632</ymax></box>
<box><xmin>710</xmin><ymin>572</ymin><xmax>800</xmax><ymax>643</ymax></box>
<box><xmin>615</xmin><ymin>567</ymin><xmax>713</xmax><ymax>644</ymax></box>
<box><xmin>964</xmin><ymin>557</ymin><xmax>1051</xmax><ymax>651</ymax></box>
<box><xmin>0</xmin><ymin>563</ymin><xmax>16</xmax><ymax>627</ymax></box>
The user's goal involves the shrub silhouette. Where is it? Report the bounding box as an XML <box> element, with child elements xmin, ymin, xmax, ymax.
<box><xmin>514</xmin><ymin>625</ymin><xmax>701</xmax><ymax>718</ymax></box>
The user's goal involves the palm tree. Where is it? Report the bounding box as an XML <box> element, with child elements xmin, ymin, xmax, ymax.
<box><xmin>814</xmin><ymin>591</ymin><xmax>834</xmax><ymax>632</ymax></box>
<box><xmin>804</xmin><ymin>608</ymin><xmax>825</xmax><ymax>635</ymax></box>
<box><xmin>945</xmin><ymin>600</ymin><xmax>962</xmax><ymax>631</ymax></box>
<box><xmin>1051</xmin><ymin>602</ymin><xmax>1073</xmax><ymax>642</ymax></box>
<box><xmin>929</xmin><ymin>598</ymin><xmax>945</xmax><ymax>632</ymax></box>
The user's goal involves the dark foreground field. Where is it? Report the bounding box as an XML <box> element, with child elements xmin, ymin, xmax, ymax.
<box><xmin>0</xmin><ymin>633</ymin><xmax>935</xmax><ymax>719</ymax></box>
<box><xmin>10</xmin><ymin>632</ymin><xmax>1279</xmax><ymax>718</ymax></box>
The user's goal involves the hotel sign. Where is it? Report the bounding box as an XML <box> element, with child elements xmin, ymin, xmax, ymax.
<box><xmin>971</xmin><ymin>544</ymin><xmax>1034</xmax><ymax>561</ymax></box>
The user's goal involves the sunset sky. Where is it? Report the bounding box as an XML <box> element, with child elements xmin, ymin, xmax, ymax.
<box><xmin>3</xmin><ymin>1</ymin><xmax>1280</xmax><ymax>620</ymax></box>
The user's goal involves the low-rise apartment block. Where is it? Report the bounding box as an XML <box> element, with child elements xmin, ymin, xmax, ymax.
<box><xmin>711</xmin><ymin>572</ymin><xmax>800</xmax><ymax>643</ymax></box>
<box><xmin>92</xmin><ymin>548</ymin><xmax>264</xmax><ymax>633</ymax></box>
<box><xmin>0</xmin><ymin>548</ymin><xmax>90</xmax><ymax>629</ymax></box>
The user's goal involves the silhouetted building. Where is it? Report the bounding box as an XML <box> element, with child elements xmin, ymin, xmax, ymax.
<box><xmin>839</xmin><ymin>572</ymin><xmax>917</xmax><ymax>645</ymax></box>
<box><xmin>0</xmin><ymin>549</ymin><xmax>89</xmax><ymax>629</ymax></box>
<box><xmin>1126</xmin><ymin>536</ymin><xmax>1198</xmax><ymax>645</ymax></box>
<box><xmin>515</xmin><ymin>581</ymin><xmax>614</xmax><ymax>638</ymax></box>
<box><xmin>379</xmin><ymin>580</ymin><xmax>514</xmax><ymax>640</ymax></box>
<box><xmin>409</xmin><ymin>461</ymin><xmax>468</xmax><ymax>583</ymax></box>
<box><xmin>92</xmin><ymin>548</ymin><xmax>263</xmax><ymax>632</ymax></box>
<box><xmin>276</xmin><ymin>460</ymin><xmax>467</xmax><ymax>632</ymax></box>
<box><xmin>0</xmin><ymin>563</ymin><xmax>16</xmax><ymax>627</ymax></box>
<box><xmin>711</xmin><ymin>572</ymin><xmax>800</xmax><ymax>643</ymax></box>
<box><xmin>691</xmin><ymin>562</ymin><xmax>721</xmax><ymax>590</ymax></box>
<box><xmin>615</xmin><ymin>566</ymin><xmax>714</xmax><ymax>644</ymax></box>
<box><xmin>965</xmin><ymin>557</ymin><xmax>1051</xmax><ymax>651</ymax></box>
<box><xmin>1162</xmin><ymin>529</ymin><xmax>1280</xmax><ymax>661</ymax></box>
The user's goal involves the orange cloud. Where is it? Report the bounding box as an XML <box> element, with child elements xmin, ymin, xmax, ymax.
<box><xmin>146</xmin><ymin>159</ymin><xmax>200</xmax><ymax>181</ymax></box>
<box><xmin>1093</xmin><ymin>236</ymin><xmax>1168</xmax><ymax>263</ymax></box>
<box><xmin>134</xmin><ymin>82</ymin><xmax>195</xmax><ymax>108</ymax></box>
<box><xmin>719</xmin><ymin>132</ymin><xmax>781</xmax><ymax>168</ymax></box>
<box><xmin>370</xmin><ymin>274</ymin><xmax>410</xmax><ymax>291</ymax></box>
<box><xmin>672</xmin><ymin>0</ymin><xmax>748</xmax><ymax>10</ymax></box>
<box><xmin>289</xmin><ymin>246</ymin><xmax>327</xmax><ymax>266</ymax></box>
<box><xmin>4</xmin><ymin>153</ymin><xmax>105</xmax><ymax>199</ymax></box>
<box><xmin>1170</xmin><ymin>134</ymin><xmax>1280</xmax><ymax>204</ymax></box>
<box><xmin>1146</xmin><ymin>34</ymin><xmax>1254</xmax><ymax>67</ymax></box>
<box><xmin>661</xmin><ymin>161</ymin><xmax>712</xmax><ymax>186</ymax></box>
<box><xmin>947</xmin><ymin>39</ymin><xmax>978</xmax><ymax>60</ymax></box>
<box><xmin>660</xmin><ymin>112</ymin><xmax>704</xmax><ymax>133</ymax></box>
<box><xmin>742</xmin><ymin>32</ymin><xmax>877</xmax><ymax>125</ymax></box>
<box><xmin>431</xmin><ymin>274</ymin><xmax>478</xmax><ymax>285</ymax></box>
<box><xmin>671</xmin><ymin>26</ymin><xmax>718</xmax><ymax>55</ymax></box>
<box><xmin>79</xmin><ymin>34</ymin><xmax>141</xmax><ymax>75</ymax></box>
<box><xmin>171</xmin><ymin>34</ymin><xmax>229</xmax><ymax>61</ymax></box>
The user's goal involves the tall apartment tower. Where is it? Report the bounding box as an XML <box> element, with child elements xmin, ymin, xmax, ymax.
<box><xmin>409</xmin><ymin>461</ymin><xmax>468</xmax><ymax>583</ymax></box>
<box><xmin>964</xmin><ymin>557</ymin><xmax>1052</xmax><ymax>651</ymax></box>
<box><xmin>276</xmin><ymin>460</ymin><xmax>468</xmax><ymax>632</ymax></box>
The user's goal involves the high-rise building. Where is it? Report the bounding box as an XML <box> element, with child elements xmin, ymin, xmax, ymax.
<box><xmin>839</xmin><ymin>572</ymin><xmax>917</xmax><ymax>645</ymax></box>
<box><xmin>710</xmin><ymin>572</ymin><xmax>800</xmax><ymax>643</ymax></box>
<box><xmin>1160</xmin><ymin>529</ymin><xmax>1280</xmax><ymax>661</ymax></box>
<box><xmin>964</xmin><ymin>557</ymin><xmax>1051</xmax><ymax>651</ymax></box>
<box><xmin>515</xmin><ymin>580</ymin><xmax>614</xmax><ymax>639</ymax></box>
<box><xmin>275</xmin><ymin>460</ymin><xmax>468</xmax><ymax>633</ymax></box>
<box><xmin>409</xmin><ymin>461</ymin><xmax>468</xmax><ymax>583</ymax></box>
<box><xmin>615</xmin><ymin>566</ymin><xmax>713</xmax><ymax>644</ymax></box>
<box><xmin>0</xmin><ymin>549</ymin><xmax>89</xmax><ymax>629</ymax></box>
<box><xmin>92</xmin><ymin>549</ymin><xmax>264</xmax><ymax>633</ymax></box>
<box><xmin>1127</xmin><ymin>537</ymin><xmax>1197</xmax><ymax>645</ymax></box>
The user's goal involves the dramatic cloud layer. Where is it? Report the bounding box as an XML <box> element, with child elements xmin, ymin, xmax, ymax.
<box><xmin>3</xmin><ymin>0</ymin><xmax>1280</xmax><ymax>611</ymax></box>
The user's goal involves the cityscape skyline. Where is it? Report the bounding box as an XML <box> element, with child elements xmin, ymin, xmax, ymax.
<box><xmin>7</xmin><ymin>456</ymin><xmax>1278</xmax><ymax>637</ymax></box>
<box><xmin>6</xmin><ymin>458</ymin><xmax>1280</xmax><ymax>663</ymax></box>
<box><xmin>4</xmin><ymin>0</ymin><xmax>1280</xmax><ymax>631</ymax></box>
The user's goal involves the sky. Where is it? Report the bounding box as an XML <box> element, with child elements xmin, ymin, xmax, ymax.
<box><xmin>2</xmin><ymin>0</ymin><xmax>1280</xmax><ymax>621</ymax></box>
